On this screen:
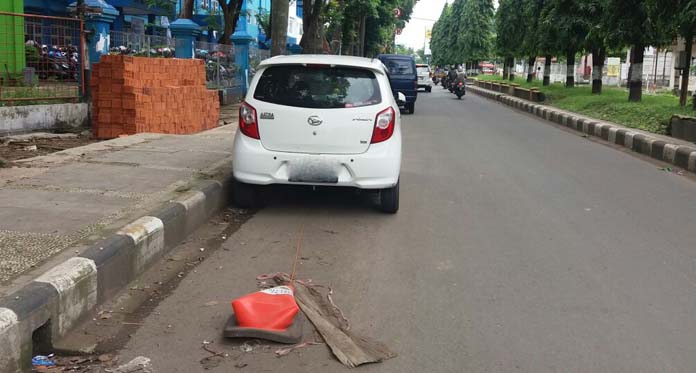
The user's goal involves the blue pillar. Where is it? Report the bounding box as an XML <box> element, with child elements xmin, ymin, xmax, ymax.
<box><xmin>69</xmin><ymin>0</ymin><xmax>118</xmax><ymax>65</ymax></box>
<box><xmin>231</xmin><ymin>33</ymin><xmax>253</xmax><ymax>94</ymax></box>
<box><xmin>170</xmin><ymin>19</ymin><xmax>201</xmax><ymax>59</ymax></box>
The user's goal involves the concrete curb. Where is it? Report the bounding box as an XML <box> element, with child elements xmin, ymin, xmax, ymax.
<box><xmin>468</xmin><ymin>85</ymin><xmax>696</xmax><ymax>174</ymax></box>
<box><xmin>0</xmin><ymin>175</ymin><xmax>233</xmax><ymax>372</ymax></box>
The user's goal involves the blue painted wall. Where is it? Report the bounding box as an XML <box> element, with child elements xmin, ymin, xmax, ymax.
<box><xmin>24</xmin><ymin>0</ymin><xmax>168</xmax><ymax>18</ymax></box>
<box><xmin>177</xmin><ymin>0</ymin><xmax>269</xmax><ymax>43</ymax></box>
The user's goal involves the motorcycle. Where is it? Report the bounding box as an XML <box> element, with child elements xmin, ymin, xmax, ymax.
<box><xmin>448</xmin><ymin>79</ymin><xmax>457</xmax><ymax>93</ymax></box>
<box><xmin>454</xmin><ymin>81</ymin><xmax>466</xmax><ymax>99</ymax></box>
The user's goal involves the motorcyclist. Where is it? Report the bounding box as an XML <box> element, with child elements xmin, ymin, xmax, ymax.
<box><xmin>455</xmin><ymin>66</ymin><xmax>467</xmax><ymax>85</ymax></box>
<box><xmin>447</xmin><ymin>66</ymin><xmax>458</xmax><ymax>84</ymax></box>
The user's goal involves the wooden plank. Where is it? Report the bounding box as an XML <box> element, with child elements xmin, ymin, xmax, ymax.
<box><xmin>293</xmin><ymin>283</ymin><xmax>396</xmax><ymax>368</ymax></box>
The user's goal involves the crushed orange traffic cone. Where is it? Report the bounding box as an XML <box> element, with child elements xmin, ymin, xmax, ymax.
<box><xmin>224</xmin><ymin>286</ymin><xmax>304</xmax><ymax>344</ymax></box>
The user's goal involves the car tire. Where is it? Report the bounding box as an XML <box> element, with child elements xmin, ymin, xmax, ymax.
<box><xmin>406</xmin><ymin>102</ymin><xmax>415</xmax><ymax>114</ymax></box>
<box><xmin>379</xmin><ymin>180</ymin><xmax>400</xmax><ymax>214</ymax></box>
<box><xmin>426</xmin><ymin>86</ymin><xmax>432</xmax><ymax>93</ymax></box>
<box><xmin>232</xmin><ymin>180</ymin><xmax>258</xmax><ymax>208</ymax></box>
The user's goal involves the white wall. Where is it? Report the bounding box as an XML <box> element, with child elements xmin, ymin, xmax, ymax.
<box><xmin>0</xmin><ymin>103</ymin><xmax>88</xmax><ymax>136</ymax></box>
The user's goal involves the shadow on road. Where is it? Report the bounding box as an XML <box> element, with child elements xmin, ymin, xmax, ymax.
<box><xmin>257</xmin><ymin>185</ymin><xmax>381</xmax><ymax>213</ymax></box>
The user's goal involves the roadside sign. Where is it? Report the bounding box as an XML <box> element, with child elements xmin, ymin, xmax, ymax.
<box><xmin>393</xmin><ymin>8</ymin><xmax>402</xmax><ymax>18</ymax></box>
<box><xmin>607</xmin><ymin>57</ymin><xmax>620</xmax><ymax>77</ymax></box>
<box><xmin>395</xmin><ymin>28</ymin><xmax>402</xmax><ymax>35</ymax></box>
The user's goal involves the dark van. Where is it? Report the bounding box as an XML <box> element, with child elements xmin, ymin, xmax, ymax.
<box><xmin>377</xmin><ymin>54</ymin><xmax>417</xmax><ymax>114</ymax></box>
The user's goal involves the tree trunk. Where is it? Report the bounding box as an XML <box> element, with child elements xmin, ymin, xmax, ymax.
<box><xmin>680</xmin><ymin>33</ymin><xmax>693</xmax><ymax>107</ymax></box>
<box><xmin>270</xmin><ymin>0</ymin><xmax>289</xmax><ymax>55</ymax></box>
<box><xmin>543</xmin><ymin>55</ymin><xmax>551</xmax><ymax>86</ymax></box>
<box><xmin>358</xmin><ymin>16</ymin><xmax>366</xmax><ymax>57</ymax></box>
<box><xmin>330</xmin><ymin>0</ymin><xmax>344</xmax><ymax>55</ymax></box>
<box><xmin>179</xmin><ymin>0</ymin><xmax>194</xmax><ymax>18</ymax></box>
<box><xmin>565</xmin><ymin>50</ymin><xmax>575</xmax><ymax>87</ymax></box>
<box><xmin>502</xmin><ymin>59</ymin><xmax>509</xmax><ymax>80</ymax></box>
<box><xmin>628</xmin><ymin>44</ymin><xmax>644</xmax><ymax>102</ymax></box>
<box><xmin>591</xmin><ymin>47</ymin><xmax>605</xmax><ymax>94</ymax></box>
<box><xmin>220</xmin><ymin>0</ymin><xmax>243</xmax><ymax>45</ymax></box>
<box><xmin>508</xmin><ymin>57</ymin><xmax>515</xmax><ymax>81</ymax></box>
<box><xmin>526</xmin><ymin>56</ymin><xmax>535</xmax><ymax>83</ymax></box>
<box><xmin>300</xmin><ymin>0</ymin><xmax>325</xmax><ymax>54</ymax></box>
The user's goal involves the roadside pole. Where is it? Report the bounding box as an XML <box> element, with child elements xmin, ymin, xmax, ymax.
<box><xmin>77</xmin><ymin>0</ymin><xmax>90</xmax><ymax>102</ymax></box>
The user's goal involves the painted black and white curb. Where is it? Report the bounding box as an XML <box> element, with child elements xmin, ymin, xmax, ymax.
<box><xmin>468</xmin><ymin>85</ymin><xmax>696</xmax><ymax>174</ymax></box>
<box><xmin>0</xmin><ymin>178</ymin><xmax>232</xmax><ymax>372</ymax></box>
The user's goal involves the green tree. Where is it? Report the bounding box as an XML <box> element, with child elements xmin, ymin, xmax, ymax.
<box><xmin>416</xmin><ymin>48</ymin><xmax>427</xmax><ymax>64</ymax></box>
<box><xmin>396</xmin><ymin>44</ymin><xmax>415</xmax><ymax>56</ymax></box>
<box><xmin>603</xmin><ymin>0</ymin><xmax>666</xmax><ymax>101</ymax></box>
<box><xmin>326</xmin><ymin>0</ymin><xmax>413</xmax><ymax>57</ymax></box>
<box><xmin>542</xmin><ymin>0</ymin><xmax>591</xmax><ymax>87</ymax></box>
<box><xmin>430</xmin><ymin>3</ymin><xmax>453</xmax><ymax>65</ymax></box>
<box><xmin>495</xmin><ymin>0</ymin><xmax>526</xmax><ymax>80</ymax></box>
<box><xmin>219</xmin><ymin>0</ymin><xmax>244</xmax><ymax>45</ymax></box>
<box><xmin>145</xmin><ymin>0</ymin><xmax>176</xmax><ymax>14</ymax></box>
<box><xmin>520</xmin><ymin>0</ymin><xmax>541</xmax><ymax>82</ymax></box>
<box><xmin>582</xmin><ymin>0</ymin><xmax>608</xmax><ymax>94</ymax></box>
<box><xmin>301</xmin><ymin>0</ymin><xmax>328</xmax><ymax>53</ymax></box>
<box><xmin>459</xmin><ymin>0</ymin><xmax>495</xmax><ymax>70</ymax></box>
<box><xmin>649</xmin><ymin>0</ymin><xmax>696</xmax><ymax>106</ymax></box>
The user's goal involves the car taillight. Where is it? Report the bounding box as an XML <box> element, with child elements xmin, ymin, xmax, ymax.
<box><xmin>239</xmin><ymin>102</ymin><xmax>259</xmax><ymax>139</ymax></box>
<box><xmin>371</xmin><ymin>107</ymin><xmax>395</xmax><ymax>144</ymax></box>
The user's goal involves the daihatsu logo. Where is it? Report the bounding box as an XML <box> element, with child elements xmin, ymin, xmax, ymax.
<box><xmin>307</xmin><ymin>116</ymin><xmax>323</xmax><ymax>126</ymax></box>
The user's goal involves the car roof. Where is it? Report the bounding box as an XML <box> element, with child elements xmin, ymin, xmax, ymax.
<box><xmin>258</xmin><ymin>55</ymin><xmax>387</xmax><ymax>73</ymax></box>
<box><xmin>377</xmin><ymin>54</ymin><xmax>414</xmax><ymax>60</ymax></box>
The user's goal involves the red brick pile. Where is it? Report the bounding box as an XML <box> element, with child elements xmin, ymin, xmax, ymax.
<box><xmin>91</xmin><ymin>55</ymin><xmax>219</xmax><ymax>139</ymax></box>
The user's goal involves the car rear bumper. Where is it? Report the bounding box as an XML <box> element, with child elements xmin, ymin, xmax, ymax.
<box><xmin>232</xmin><ymin>132</ymin><xmax>401</xmax><ymax>189</ymax></box>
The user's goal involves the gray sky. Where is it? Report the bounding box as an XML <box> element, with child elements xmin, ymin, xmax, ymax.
<box><xmin>395</xmin><ymin>0</ymin><xmax>451</xmax><ymax>50</ymax></box>
<box><xmin>396</xmin><ymin>0</ymin><xmax>497</xmax><ymax>51</ymax></box>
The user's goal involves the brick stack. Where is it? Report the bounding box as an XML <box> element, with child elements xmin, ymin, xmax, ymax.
<box><xmin>91</xmin><ymin>55</ymin><xmax>219</xmax><ymax>139</ymax></box>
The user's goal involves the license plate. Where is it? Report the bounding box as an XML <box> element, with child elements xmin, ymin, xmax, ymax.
<box><xmin>288</xmin><ymin>160</ymin><xmax>339</xmax><ymax>183</ymax></box>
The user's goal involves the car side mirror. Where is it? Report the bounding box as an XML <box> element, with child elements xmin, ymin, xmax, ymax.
<box><xmin>396</xmin><ymin>92</ymin><xmax>406</xmax><ymax>104</ymax></box>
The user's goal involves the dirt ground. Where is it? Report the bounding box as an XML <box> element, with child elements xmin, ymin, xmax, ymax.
<box><xmin>0</xmin><ymin>135</ymin><xmax>97</xmax><ymax>165</ymax></box>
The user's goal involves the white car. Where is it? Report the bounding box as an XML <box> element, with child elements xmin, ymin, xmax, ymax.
<box><xmin>232</xmin><ymin>55</ymin><xmax>403</xmax><ymax>213</ymax></box>
<box><xmin>416</xmin><ymin>64</ymin><xmax>432</xmax><ymax>92</ymax></box>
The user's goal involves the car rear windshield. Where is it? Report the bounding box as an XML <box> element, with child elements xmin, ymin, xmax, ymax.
<box><xmin>417</xmin><ymin>66</ymin><xmax>430</xmax><ymax>74</ymax></box>
<box><xmin>383</xmin><ymin>59</ymin><xmax>414</xmax><ymax>75</ymax></box>
<box><xmin>253</xmin><ymin>65</ymin><xmax>382</xmax><ymax>109</ymax></box>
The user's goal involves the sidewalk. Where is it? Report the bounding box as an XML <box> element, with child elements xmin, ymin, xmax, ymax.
<box><xmin>0</xmin><ymin>106</ymin><xmax>238</xmax><ymax>295</ymax></box>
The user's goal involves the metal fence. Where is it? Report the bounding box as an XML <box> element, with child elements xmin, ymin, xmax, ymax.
<box><xmin>194</xmin><ymin>40</ymin><xmax>240</xmax><ymax>89</ymax></box>
<box><xmin>0</xmin><ymin>11</ymin><xmax>84</xmax><ymax>104</ymax></box>
<box><xmin>109</xmin><ymin>30</ymin><xmax>176</xmax><ymax>58</ymax></box>
<box><xmin>248</xmin><ymin>45</ymin><xmax>270</xmax><ymax>81</ymax></box>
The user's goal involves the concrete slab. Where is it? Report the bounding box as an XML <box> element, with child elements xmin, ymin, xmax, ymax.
<box><xmin>88</xmin><ymin>148</ymin><xmax>231</xmax><ymax>170</ymax></box>
<box><xmin>133</xmin><ymin>135</ymin><xmax>233</xmax><ymax>154</ymax></box>
<box><xmin>0</xmin><ymin>230</ymin><xmax>73</xmax><ymax>283</ymax></box>
<box><xmin>0</xmin><ymin>189</ymin><xmax>129</xmax><ymax>234</ymax></box>
<box><xmin>18</xmin><ymin>163</ymin><xmax>191</xmax><ymax>194</ymax></box>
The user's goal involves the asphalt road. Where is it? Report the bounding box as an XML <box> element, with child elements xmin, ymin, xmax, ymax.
<box><xmin>112</xmin><ymin>87</ymin><xmax>696</xmax><ymax>372</ymax></box>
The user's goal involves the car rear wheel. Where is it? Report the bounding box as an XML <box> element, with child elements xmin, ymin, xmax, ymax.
<box><xmin>426</xmin><ymin>86</ymin><xmax>432</xmax><ymax>92</ymax></box>
<box><xmin>232</xmin><ymin>180</ymin><xmax>258</xmax><ymax>208</ymax></box>
<box><xmin>379</xmin><ymin>180</ymin><xmax>400</xmax><ymax>214</ymax></box>
<box><xmin>406</xmin><ymin>102</ymin><xmax>415</xmax><ymax>114</ymax></box>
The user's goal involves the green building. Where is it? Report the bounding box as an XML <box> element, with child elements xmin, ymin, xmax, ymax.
<box><xmin>0</xmin><ymin>0</ymin><xmax>25</xmax><ymax>76</ymax></box>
